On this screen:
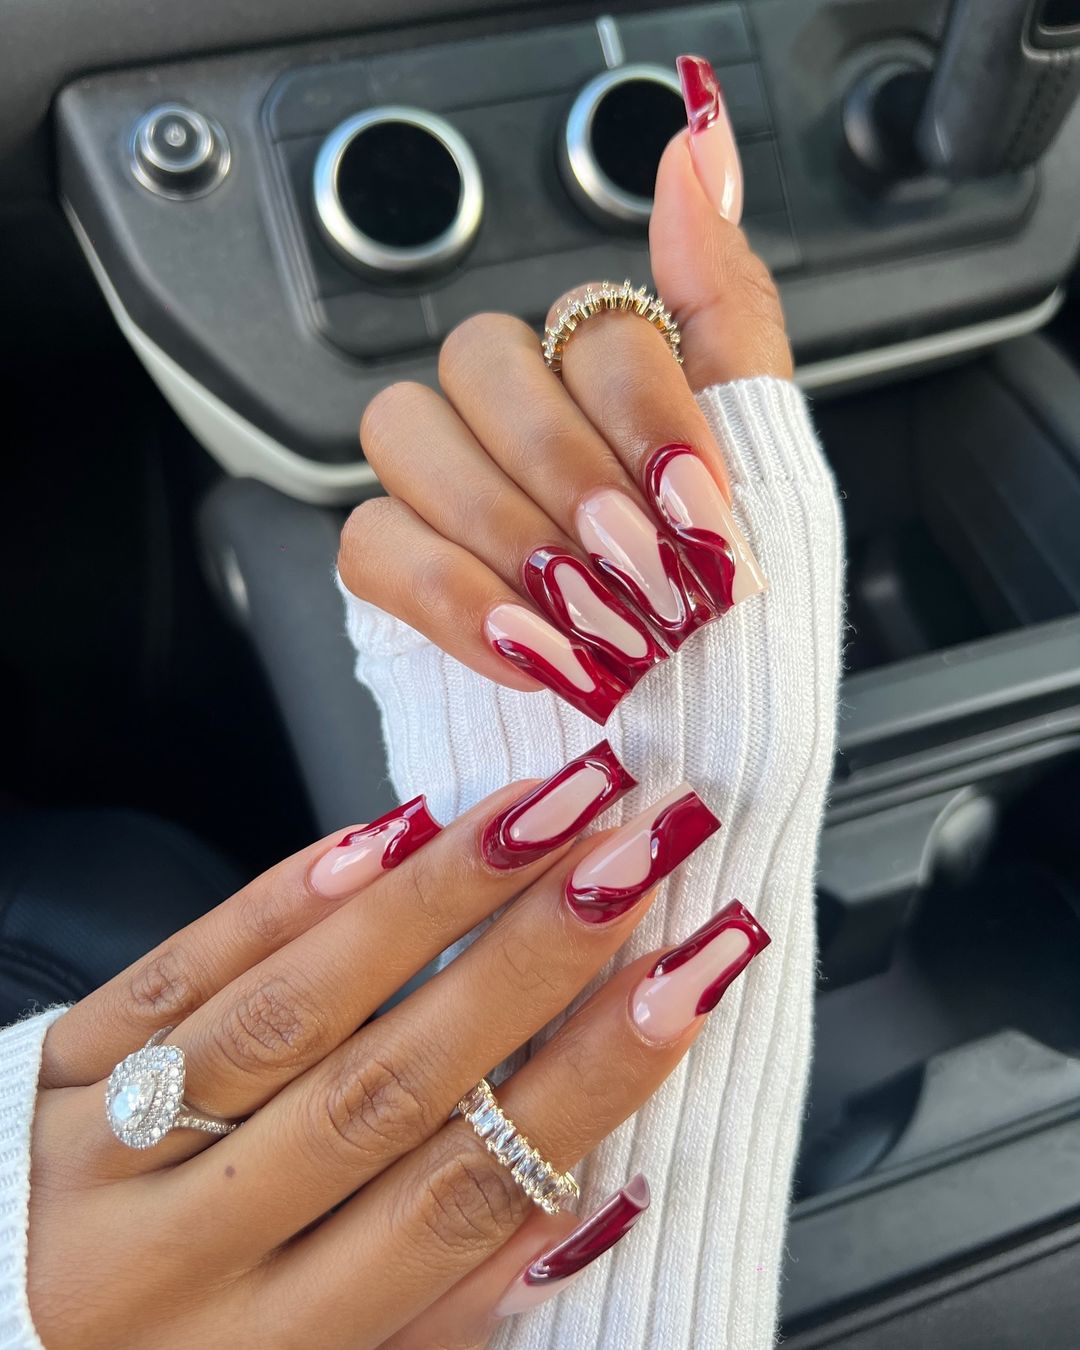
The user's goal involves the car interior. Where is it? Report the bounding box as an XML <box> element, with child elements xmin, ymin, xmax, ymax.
<box><xmin>3</xmin><ymin>0</ymin><xmax>1080</xmax><ymax>1344</ymax></box>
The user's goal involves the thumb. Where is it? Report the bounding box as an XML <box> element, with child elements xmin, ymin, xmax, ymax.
<box><xmin>649</xmin><ymin>56</ymin><xmax>793</xmax><ymax>391</ymax></box>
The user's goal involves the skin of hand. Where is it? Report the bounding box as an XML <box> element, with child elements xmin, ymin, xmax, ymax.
<box><xmin>24</xmin><ymin>62</ymin><xmax>793</xmax><ymax>1350</ymax></box>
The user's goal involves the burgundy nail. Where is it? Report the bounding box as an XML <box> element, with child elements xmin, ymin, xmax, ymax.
<box><xmin>523</xmin><ymin>546</ymin><xmax>666</xmax><ymax>688</ymax></box>
<box><xmin>576</xmin><ymin>489</ymin><xmax>713</xmax><ymax>649</ymax></box>
<box><xmin>565</xmin><ymin>786</ymin><xmax>721</xmax><ymax>924</ymax></box>
<box><xmin>677</xmin><ymin>55</ymin><xmax>743</xmax><ymax>223</ymax></box>
<box><xmin>644</xmin><ymin>444</ymin><xmax>766</xmax><ymax>612</ymax></box>
<box><xmin>310</xmin><ymin>796</ymin><xmax>441</xmax><ymax>899</ymax></box>
<box><xmin>483</xmin><ymin>740</ymin><xmax>637</xmax><ymax>870</ymax></box>
<box><xmin>631</xmin><ymin>901</ymin><xmax>770</xmax><ymax>1043</ymax></box>
<box><xmin>494</xmin><ymin>1175</ymin><xmax>650</xmax><ymax>1318</ymax></box>
<box><xmin>485</xmin><ymin>603</ymin><xmax>628</xmax><ymax>724</ymax></box>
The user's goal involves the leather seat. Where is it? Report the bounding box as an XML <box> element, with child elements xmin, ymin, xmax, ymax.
<box><xmin>0</xmin><ymin>809</ymin><xmax>243</xmax><ymax>1026</ymax></box>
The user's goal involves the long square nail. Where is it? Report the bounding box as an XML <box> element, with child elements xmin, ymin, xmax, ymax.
<box><xmin>483</xmin><ymin>740</ymin><xmax>636</xmax><ymax>870</ymax></box>
<box><xmin>565</xmin><ymin>786</ymin><xmax>721</xmax><ymax>924</ymax></box>
<box><xmin>631</xmin><ymin>901</ymin><xmax>770</xmax><ymax>1043</ymax></box>
<box><xmin>576</xmin><ymin>489</ymin><xmax>713</xmax><ymax>648</ymax></box>
<box><xmin>644</xmin><ymin>444</ymin><xmax>766</xmax><ymax>610</ymax></box>
<box><xmin>310</xmin><ymin>797</ymin><xmax>441</xmax><ymax>899</ymax></box>
<box><xmin>485</xmin><ymin>602</ymin><xmax>629</xmax><ymax>723</ymax></box>
<box><xmin>494</xmin><ymin>1175</ymin><xmax>650</xmax><ymax>1318</ymax></box>
<box><xmin>523</xmin><ymin>546</ymin><xmax>666</xmax><ymax>688</ymax></box>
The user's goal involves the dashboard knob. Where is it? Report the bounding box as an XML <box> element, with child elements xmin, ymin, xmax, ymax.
<box><xmin>131</xmin><ymin>104</ymin><xmax>230</xmax><ymax>198</ymax></box>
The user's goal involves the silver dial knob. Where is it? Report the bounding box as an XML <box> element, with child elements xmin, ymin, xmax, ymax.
<box><xmin>131</xmin><ymin>104</ymin><xmax>230</xmax><ymax>199</ymax></box>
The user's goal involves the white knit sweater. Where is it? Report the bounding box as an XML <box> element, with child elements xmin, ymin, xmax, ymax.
<box><xmin>0</xmin><ymin>377</ymin><xmax>841</xmax><ymax>1349</ymax></box>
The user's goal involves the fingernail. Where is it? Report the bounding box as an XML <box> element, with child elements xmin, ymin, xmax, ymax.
<box><xmin>631</xmin><ymin>901</ymin><xmax>770</xmax><ymax>1043</ymax></box>
<box><xmin>494</xmin><ymin>1175</ymin><xmax>650</xmax><ymax>1318</ymax></box>
<box><xmin>310</xmin><ymin>796</ymin><xmax>441</xmax><ymax>899</ymax></box>
<box><xmin>566</xmin><ymin>787</ymin><xmax>721</xmax><ymax>924</ymax></box>
<box><xmin>483</xmin><ymin>740</ymin><xmax>636</xmax><ymax>870</ymax></box>
<box><xmin>485</xmin><ymin>602</ymin><xmax>628</xmax><ymax>724</ymax></box>
<box><xmin>644</xmin><ymin>444</ymin><xmax>767</xmax><ymax>610</ymax></box>
<box><xmin>576</xmin><ymin>490</ymin><xmax>713</xmax><ymax>648</ymax></box>
<box><xmin>523</xmin><ymin>546</ymin><xmax>666</xmax><ymax>688</ymax></box>
<box><xmin>677</xmin><ymin>54</ymin><xmax>743</xmax><ymax>223</ymax></box>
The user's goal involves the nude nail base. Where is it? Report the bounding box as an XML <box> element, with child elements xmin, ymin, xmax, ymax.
<box><xmin>482</xmin><ymin>740</ymin><xmax>636</xmax><ymax>870</ymax></box>
<box><xmin>631</xmin><ymin>900</ymin><xmax>770</xmax><ymax>1044</ymax></box>
<box><xmin>494</xmin><ymin>1175</ymin><xmax>650</xmax><ymax>1318</ymax></box>
<box><xmin>309</xmin><ymin>796</ymin><xmax>441</xmax><ymax>899</ymax></box>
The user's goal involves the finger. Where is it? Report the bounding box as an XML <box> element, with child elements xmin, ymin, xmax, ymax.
<box><xmin>437</xmin><ymin>309</ymin><xmax>711</xmax><ymax>648</ymax></box>
<box><xmin>256</xmin><ymin>900</ymin><xmax>767</xmax><ymax>1346</ymax></box>
<box><xmin>546</xmin><ymin>286</ymin><xmax>769</xmax><ymax>613</ymax></box>
<box><xmin>383</xmin><ymin>1176</ymin><xmax>649</xmax><ymax>1349</ymax></box>
<box><xmin>650</xmin><ymin>63</ymin><xmax>792</xmax><ymax>391</ymax></box>
<box><xmin>176</xmin><ymin>787</ymin><xmax>717</xmax><ymax>1262</ymax></box>
<box><xmin>39</xmin><ymin>799</ymin><xmax>442</xmax><ymax>1090</ymax></box>
<box><xmin>95</xmin><ymin>748</ymin><xmax>635</xmax><ymax>1173</ymax></box>
<box><xmin>364</xmin><ymin>368</ymin><xmax>664</xmax><ymax>691</ymax></box>
<box><xmin>338</xmin><ymin>496</ymin><xmax>630</xmax><ymax>722</ymax></box>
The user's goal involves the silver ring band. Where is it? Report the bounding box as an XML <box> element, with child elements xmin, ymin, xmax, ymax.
<box><xmin>543</xmin><ymin>279</ymin><xmax>682</xmax><ymax>375</ymax></box>
<box><xmin>458</xmin><ymin>1079</ymin><xmax>579</xmax><ymax>1215</ymax></box>
<box><xmin>106</xmin><ymin>1029</ymin><xmax>240</xmax><ymax>1150</ymax></box>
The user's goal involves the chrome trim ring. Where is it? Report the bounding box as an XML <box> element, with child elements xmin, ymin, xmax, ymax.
<box><xmin>312</xmin><ymin>107</ymin><xmax>483</xmax><ymax>276</ymax></box>
<box><xmin>562</xmin><ymin>64</ymin><xmax>683</xmax><ymax>226</ymax></box>
<box><xmin>130</xmin><ymin>104</ymin><xmax>230</xmax><ymax>201</ymax></box>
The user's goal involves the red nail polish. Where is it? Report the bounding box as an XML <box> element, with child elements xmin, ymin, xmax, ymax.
<box><xmin>677</xmin><ymin>53</ymin><xmax>722</xmax><ymax>134</ymax></box>
<box><xmin>576</xmin><ymin>490</ymin><xmax>714</xmax><ymax>649</ymax></box>
<box><xmin>485</xmin><ymin>603</ymin><xmax>628</xmax><ymax>724</ymax></box>
<box><xmin>494</xmin><ymin>1175</ymin><xmax>650</xmax><ymax>1318</ymax></box>
<box><xmin>483</xmin><ymin>740</ymin><xmax>636</xmax><ymax>870</ymax></box>
<box><xmin>644</xmin><ymin>444</ymin><xmax>767</xmax><ymax>612</ymax></box>
<box><xmin>677</xmin><ymin>55</ymin><xmax>744</xmax><ymax>223</ymax></box>
<box><xmin>565</xmin><ymin>787</ymin><xmax>721</xmax><ymax>924</ymax></box>
<box><xmin>523</xmin><ymin>546</ymin><xmax>666</xmax><ymax>688</ymax></box>
<box><xmin>631</xmin><ymin>901</ymin><xmax>770</xmax><ymax>1043</ymax></box>
<box><xmin>310</xmin><ymin>796</ymin><xmax>441</xmax><ymax>898</ymax></box>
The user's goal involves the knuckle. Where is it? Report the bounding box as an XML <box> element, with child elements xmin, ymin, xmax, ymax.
<box><xmin>500</xmin><ymin>928</ymin><xmax>567</xmax><ymax>1005</ymax></box>
<box><xmin>360</xmin><ymin>380</ymin><xmax>432</xmax><ymax>455</ymax></box>
<box><xmin>125</xmin><ymin>948</ymin><xmax>203</xmax><ymax>1026</ymax></box>
<box><xmin>213</xmin><ymin>970</ymin><xmax>325</xmax><ymax>1073</ymax></box>
<box><xmin>416</xmin><ymin>1143</ymin><xmax>521</xmax><ymax>1256</ymax></box>
<box><xmin>231</xmin><ymin>882</ymin><xmax>293</xmax><ymax>952</ymax></box>
<box><xmin>438</xmin><ymin>312</ymin><xmax>531</xmax><ymax>386</ymax></box>
<box><xmin>318</xmin><ymin>1049</ymin><xmax>432</xmax><ymax>1164</ymax></box>
<box><xmin>338</xmin><ymin>496</ymin><xmax>397</xmax><ymax>586</ymax></box>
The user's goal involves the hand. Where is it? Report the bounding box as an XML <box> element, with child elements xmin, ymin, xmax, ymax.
<box><xmin>29</xmin><ymin>753</ymin><xmax>767</xmax><ymax>1349</ymax></box>
<box><xmin>338</xmin><ymin>89</ymin><xmax>791</xmax><ymax>722</ymax></box>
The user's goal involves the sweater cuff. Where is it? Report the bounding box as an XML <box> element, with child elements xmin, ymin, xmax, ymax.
<box><xmin>696</xmin><ymin>376</ymin><xmax>829</xmax><ymax>490</ymax></box>
<box><xmin>0</xmin><ymin>1006</ymin><xmax>68</xmax><ymax>1350</ymax></box>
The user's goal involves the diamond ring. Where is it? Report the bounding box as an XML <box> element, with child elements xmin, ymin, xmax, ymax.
<box><xmin>542</xmin><ymin>279</ymin><xmax>682</xmax><ymax>375</ymax></box>
<box><xmin>106</xmin><ymin>1029</ymin><xmax>240</xmax><ymax>1150</ymax></box>
<box><xmin>458</xmin><ymin>1079</ymin><xmax>579</xmax><ymax>1215</ymax></box>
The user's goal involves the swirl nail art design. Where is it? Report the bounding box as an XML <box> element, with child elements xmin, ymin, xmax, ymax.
<box><xmin>677</xmin><ymin>54</ymin><xmax>743</xmax><ymax>224</ymax></box>
<box><xmin>576</xmin><ymin>489</ymin><xmax>713</xmax><ymax>648</ymax></box>
<box><xmin>494</xmin><ymin>1175</ymin><xmax>651</xmax><ymax>1318</ymax></box>
<box><xmin>310</xmin><ymin>796</ymin><xmax>441</xmax><ymax>899</ymax></box>
<box><xmin>482</xmin><ymin>740</ymin><xmax>636</xmax><ymax>870</ymax></box>
<box><xmin>631</xmin><ymin>901</ymin><xmax>770</xmax><ymax>1043</ymax></box>
<box><xmin>523</xmin><ymin>546</ymin><xmax>666</xmax><ymax>688</ymax></box>
<box><xmin>485</xmin><ymin>602</ymin><xmax>629</xmax><ymax>724</ymax></box>
<box><xmin>645</xmin><ymin>444</ymin><xmax>767</xmax><ymax>611</ymax></box>
<box><xmin>565</xmin><ymin>786</ymin><xmax>721</xmax><ymax>924</ymax></box>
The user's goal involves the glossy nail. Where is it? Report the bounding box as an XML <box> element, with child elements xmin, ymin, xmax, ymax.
<box><xmin>494</xmin><ymin>1175</ymin><xmax>651</xmax><ymax>1318</ymax></box>
<box><xmin>645</xmin><ymin>444</ymin><xmax>767</xmax><ymax>610</ymax></box>
<box><xmin>523</xmin><ymin>546</ymin><xmax>666</xmax><ymax>687</ymax></box>
<box><xmin>566</xmin><ymin>786</ymin><xmax>721</xmax><ymax>924</ymax></box>
<box><xmin>631</xmin><ymin>901</ymin><xmax>770</xmax><ymax>1043</ymax></box>
<box><xmin>677</xmin><ymin>54</ymin><xmax>743</xmax><ymax>223</ymax></box>
<box><xmin>576</xmin><ymin>490</ymin><xmax>713</xmax><ymax>648</ymax></box>
<box><xmin>483</xmin><ymin>740</ymin><xmax>636</xmax><ymax>870</ymax></box>
<box><xmin>485</xmin><ymin>602</ymin><xmax>629</xmax><ymax>723</ymax></box>
<box><xmin>310</xmin><ymin>796</ymin><xmax>441</xmax><ymax>899</ymax></box>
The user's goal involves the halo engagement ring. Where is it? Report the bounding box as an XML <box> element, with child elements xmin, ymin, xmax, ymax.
<box><xmin>106</xmin><ymin>1029</ymin><xmax>241</xmax><ymax>1150</ymax></box>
